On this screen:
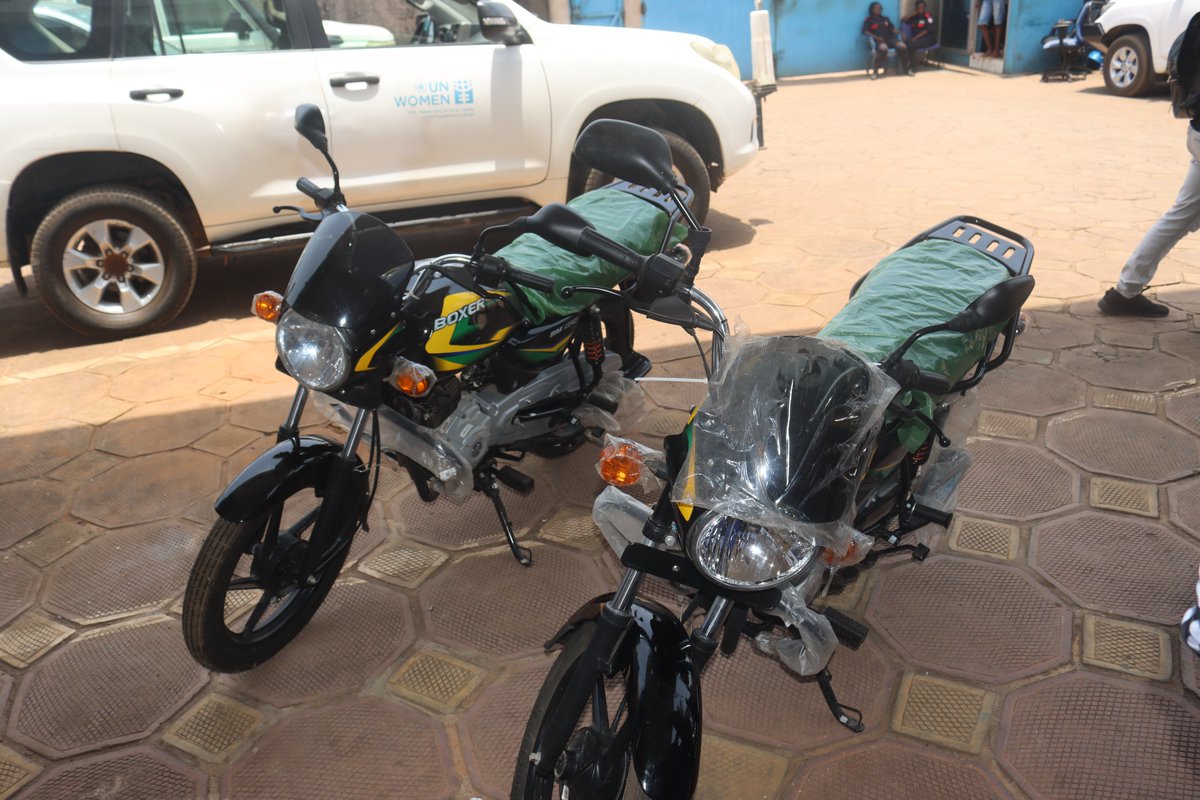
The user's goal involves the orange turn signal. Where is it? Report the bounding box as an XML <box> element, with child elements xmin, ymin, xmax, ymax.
<box><xmin>821</xmin><ymin>538</ymin><xmax>863</xmax><ymax>567</ymax></box>
<box><xmin>599</xmin><ymin>442</ymin><xmax>644</xmax><ymax>487</ymax></box>
<box><xmin>252</xmin><ymin>291</ymin><xmax>283</xmax><ymax>322</ymax></box>
<box><xmin>390</xmin><ymin>359</ymin><xmax>436</xmax><ymax>398</ymax></box>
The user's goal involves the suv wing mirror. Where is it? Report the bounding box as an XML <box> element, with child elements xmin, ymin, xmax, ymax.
<box><xmin>478</xmin><ymin>1</ymin><xmax>529</xmax><ymax>45</ymax></box>
<box><xmin>573</xmin><ymin>119</ymin><xmax>677</xmax><ymax>194</ymax></box>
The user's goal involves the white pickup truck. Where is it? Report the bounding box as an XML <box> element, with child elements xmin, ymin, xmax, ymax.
<box><xmin>1086</xmin><ymin>0</ymin><xmax>1200</xmax><ymax>96</ymax></box>
<box><xmin>0</xmin><ymin>0</ymin><xmax>758</xmax><ymax>337</ymax></box>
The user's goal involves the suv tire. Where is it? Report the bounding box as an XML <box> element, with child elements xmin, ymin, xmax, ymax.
<box><xmin>31</xmin><ymin>186</ymin><xmax>197</xmax><ymax>338</ymax></box>
<box><xmin>1104</xmin><ymin>33</ymin><xmax>1152</xmax><ymax>97</ymax></box>
<box><xmin>580</xmin><ymin>128</ymin><xmax>711</xmax><ymax>223</ymax></box>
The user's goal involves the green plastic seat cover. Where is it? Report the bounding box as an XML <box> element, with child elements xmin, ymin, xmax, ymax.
<box><xmin>818</xmin><ymin>238</ymin><xmax>1012</xmax><ymax>450</ymax></box>
<box><xmin>497</xmin><ymin>188</ymin><xmax>684</xmax><ymax>324</ymax></box>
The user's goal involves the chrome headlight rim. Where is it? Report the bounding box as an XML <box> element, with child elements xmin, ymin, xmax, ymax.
<box><xmin>686</xmin><ymin>510</ymin><xmax>818</xmax><ymax>591</ymax></box>
<box><xmin>275</xmin><ymin>308</ymin><xmax>352</xmax><ymax>392</ymax></box>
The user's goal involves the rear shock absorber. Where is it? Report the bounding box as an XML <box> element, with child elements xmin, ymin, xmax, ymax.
<box><xmin>582</xmin><ymin>307</ymin><xmax>604</xmax><ymax>390</ymax></box>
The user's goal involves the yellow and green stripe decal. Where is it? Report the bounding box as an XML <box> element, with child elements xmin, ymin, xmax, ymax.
<box><xmin>355</xmin><ymin>322</ymin><xmax>404</xmax><ymax>372</ymax></box>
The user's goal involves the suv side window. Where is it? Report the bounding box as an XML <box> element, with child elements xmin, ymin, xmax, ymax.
<box><xmin>121</xmin><ymin>0</ymin><xmax>289</xmax><ymax>57</ymax></box>
<box><xmin>316</xmin><ymin>0</ymin><xmax>483</xmax><ymax>48</ymax></box>
<box><xmin>0</xmin><ymin>0</ymin><xmax>106</xmax><ymax>61</ymax></box>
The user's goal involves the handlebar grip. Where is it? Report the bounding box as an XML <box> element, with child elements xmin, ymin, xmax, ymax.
<box><xmin>891</xmin><ymin>360</ymin><xmax>952</xmax><ymax>395</ymax></box>
<box><xmin>578</xmin><ymin>227</ymin><xmax>645</xmax><ymax>273</ymax></box>
<box><xmin>507</xmin><ymin>267</ymin><xmax>555</xmax><ymax>294</ymax></box>
<box><xmin>296</xmin><ymin>177</ymin><xmax>321</xmax><ymax>201</ymax></box>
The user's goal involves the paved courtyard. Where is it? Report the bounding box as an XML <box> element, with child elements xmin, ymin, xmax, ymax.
<box><xmin>2</xmin><ymin>66</ymin><xmax>1200</xmax><ymax>799</ymax></box>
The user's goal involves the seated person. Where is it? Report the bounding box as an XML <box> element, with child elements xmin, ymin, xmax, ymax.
<box><xmin>863</xmin><ymin>2</ymin><xmax>912</xmax><ymax>78</ymax></box>
<box><xmin>903</xmin><ymin>1</ymin><xmax>936</xmax><ymax>49</ymax></box>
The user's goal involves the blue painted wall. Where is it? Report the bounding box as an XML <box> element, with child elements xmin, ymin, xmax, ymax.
<box><xmin>640</xmin><ymin>0</ymin><xmax>1086</xmax><ymax>77</ymax></box>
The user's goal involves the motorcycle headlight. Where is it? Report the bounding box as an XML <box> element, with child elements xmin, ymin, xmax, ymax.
<box><xmin>691</xmin><ymin>41</ymin><xmax>741</xmax><ymax>80</ymax></box>
<box><xmin>276</xmin><ymin>309</ymin><xmax>351</xmax><ymax>391</ymax></box>
<box><xmin>687</xmin><ymin>512</ymin><xmax>817</xmax><ymax>590</ymax></box>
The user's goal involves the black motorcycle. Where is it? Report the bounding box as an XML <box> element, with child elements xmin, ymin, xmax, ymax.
<box><xmin>511</xmin><ymin>218</ymin><xmax>1035</xmax><ymax>799</ymax></box>
<box><xmin>182</xmin><ymin>108</ymin><xmax>724</xmax><ymax>673</ymax></box>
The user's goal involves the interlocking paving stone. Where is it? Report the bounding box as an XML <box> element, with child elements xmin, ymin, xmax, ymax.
<box><xmin>694</xmin><ymin>734</ymin><xmax>788</xmax><ymax>800</ymax></box>
<box><xmin>421</xmin><ymin>545</ymin><xmax>609</xmax><ymax>658</ymax></box>
<box><xmin>892</xmin><ymin>673</ymin><xmax>997</xmax><ymax>753</ymax></box>
<box><xmin>7</xmin><ymin>616</ymin><xmax>207</xmax><ymax>757</ymax></box>
<box><xmin>1046</xmin><ymin>409</ymin><xmax>1200</xmax><ymax>483</ymax></box>
<box><xmin>458</xmin><ymin>657</ymin><xmax>554</xmax><ymax>799</ymax></box>
<box><xmin>0</xmin><ymin>479</ymin><xmax>72</xmax><ymax>549</ymax></box>
<box><xmin>1168</xmin><ymin>475</ymin><xmax>1200</xmax><ymax>540</ymax></box>
<box><xmin>43</xmin><ymin>519</ymin><xmax>205</xmax><ymax>624</ymax></box>
<box><xmin>1166</xmin><ymin>387</ymin><xmax>1200</xmax><ymax>436</ymax></box>
<box><xmin>0</xmin><ymin>556</ymin><xmax>38</xmax><ymax>628</ymax></box>
<box><xmin>199</xmin><ymin>376</ymin><xmax>258</xmax><ymax>402</ymax></box>
<box><xmin>0</xmin><ymin>613</ymin><xmax>73</xmax><ymax>668</ymax></box>
<box><xmin>1099</xmin><ymin>329</ymin><xmax>1154</xmax><ymax>349</ymax></box>
<box><xmin>1060</xmin><ymin>344</ymin><xmax>1196</xmax><ymax>392</ymax></box>
<box><xmin>67</xmin><ymin>395</ymin><xmax>134</xmax><ymax>426</ymax></box>
<box><xmin>1088</xmin><ymin>477</ymin><xmax>1158</xmax><ymax>517</ymax></box>
<box><xmin>1082</xmin><ymin>615</ymin><xmax>1171</xmax><ymax>680</ymax></box>
<box><xmin>948</xmin><ymin>516</ymin><xmax>1019</xmax><ymax>560</ymax></box>
<box><xmin>358</xmin><ymin>542</ymin><xmax>447</xmax><ymax>588</ymax></box>
<box><xmin>110</xmin><ymin>352</ymin><xmax>227</xmax><ymax>403</ymax></box>
<box><xmin>14</xmin><ymin>519</ymin><xmax>100</xmax><ymax>566</ymax></box>
<box><xmin>191</xmin><ymin>425</ymin><xmax>260</xmax><ymax>458</ymax></box>
<box><xmin>224</xmin><ymin>697</ymin><xmax>454</xmax><ymax>800</ymax></box>
<box><xmin>978</xmin><ymin>364</ymin><xmax>1086</xmax><ymax>416</ymax></box>
<box><xmin>1031</xmin><ymin>512</ymin><xmax>1200</xmax><ymax>624</ymax></box>
<box><xmin>977</xmin><ymin>410</ymin><xmax>1037</xmax><ymax>441</ymax></box>
<box><xmin>1159</xmin><ymin>329</ymin><xmax>1200</xmax><ymax>362</ymax></box>
<box><xmin>0</xmin><ymin>743</ymin><xmax>40</xmax><ymax>800</ymax></box>
<box><xmin>0</xmin><ymin>672</ymin><xmax>9</xmax><ymax>711</ymax></box>
<box><xmin>228</xmin><ymin>579</ymin><xmax>414</xmax><ymax>706</ymax></box>
<box><xmin>998</xmin><ymin>672</ymin><xmax>1200</xmax><ymax>800</ymax></box>
<box><xmin>535</xmin><ymin>505</ymin><xmax>602</xmax><ymax>549</ymax></box>
<box><xmin>1184</xmin><ymin>649</ymin><xmax>1200</xmax><ymax>699</ymax></box>
<box><xmin>0</xmin><ymin>422</ymin><xmax>91</xmax><ymax>484</ymax></box>
<box><xmin>1009</xmin><ymin>346</ymin><xmax>1053</xmax><ymax>365</ymax></box>
<box><xmin>639</xmin><ymin>407</ymin><xmax>693</xmax><ymax>436</ymax></box>
<box><xmin>19</xmin><ymin>747</ymin><xmax>206</xmax><ymax>800</ymax></box>
<box><xmin>163</xmin><ymin>693</ymin><xmax>263</xmax><ymax>762</ymax></box>
<box><xmin>1092</xmin><ymin>388</ymin><xmax>1157</xmax><ymax>414</ymax></box>
<box><xmin>95</xmin><ymin>395</ymin><xmax>224</xmax><ymax>457</ymax></box>
<box><xmin>227</xmin><ymin>386</ymin><xmax>299</xmax><ymax>433</ymax></box>
<box><xmin>388</xmin><ymin>482</ymin><xmax>553</xmax><ymax>551</ymax></box>
<box><xmin>956</xmin><ymin>439</ymin><xmax>1078</xmax><ymax>521</ymax></box>
<box><xmin>867</xmin><ymin>556</ymin><xmax>1071</xmax><ymax>683</ymax></box>
<box><xmin>788</xmin><ymin>740</ymin><xmax>1013</xmax><ymax>800</ymax></box>
<box><xmin>704</xmin><ymin>638</ymin><xmax>897</xmax><ymax>750</ymax></box>
<box><xmin>388</xmin><ymin>650</ymin><xmax>484</xmax><ymax>713</ymax></box>
<box><xmin>46</xmin><ymin>449</ymin><xmax>118</xmax><ymax>483</ymax></box>
<box><xmin>0</xmin><ymin>372</ymin><xmax>109</xmax><ymax>427</ymax></box>
<box><xmin>72</xmin><ymin>449</ymin><xmax>222</xmax><ymax>527</ymax></box>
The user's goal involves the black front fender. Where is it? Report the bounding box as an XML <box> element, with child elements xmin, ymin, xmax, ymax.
<box><xmin>214</xmin><ymin>435</ymin><xmax>366</xmax><ymax>523</ymax></box>
<box><xmin>554</xmin><ymin>595</ymin><xmax>702</xmax><ymax>800</ymax></box>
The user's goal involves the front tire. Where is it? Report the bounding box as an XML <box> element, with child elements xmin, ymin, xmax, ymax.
<box><xmin>1103</xmin><ymin>34</ymin><xmax>1152</xmax><ymax>97</ymax></box>
<box><xmin>576</xmin><ymin>128</ymin><xmax>711</xmax><ymax>224</ymax></box>
<box><xmin>30</xmin><ymin>186</ymin><xmax>197</xmax><ymax>338</ymax></box>
<box><xmin>512</xmin><ymin>622</ymin><xmax>649</xmax><ymax>800</ymax></box>
<box><xmin>182</xmin><ymin>483</ymin><xmax>352</xmax><ymax>673</ymax></box>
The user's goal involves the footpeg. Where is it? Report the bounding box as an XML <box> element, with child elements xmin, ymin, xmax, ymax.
<box><xmin>823</xmin><ymin>608</ymin><xmax>869</xmax><ymax>650</ymax></box>
<box><xmin>497</xmin><ymin>466</ymin><xmax>535</xmax><ymax>496</ymax></box>
<box><xmin>911</xmin><ymin>503</ymin><xmax>953</xmax><ymax>528</ymax></box>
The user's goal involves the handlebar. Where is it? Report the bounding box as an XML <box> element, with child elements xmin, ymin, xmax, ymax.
<box><xmin>888</xmin><ymin>359</ymin><xmax>952</xmax><ymax>396</ymax></box>
<box><xmin>296</xmin><ymin>177</ymin><xmax>341</xmax><ymax>213</ymax></box>
<box><xmin>577</xmin><ymin>227</ymin><xmax>644</xmax><ymax>273</ymax></box>
<box><xmin>475</xmin><ymin>254</ymin><xmax>555</xmax><ymax>294</ymax></box>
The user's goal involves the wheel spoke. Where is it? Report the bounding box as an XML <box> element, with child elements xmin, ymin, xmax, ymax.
<box><xmin>63</xmin><ymin>248</ymin><xmax>97</xmax><ymax>273</ymax></box>
<box><xmin>591</xmin><ymin>680</ymin><xmax>610</xmax><ymax>730</ymax></box>
<box><xmin>75</xmin><ymin>274</ymin><xmax>110</xmax><ymax>307</ymax></box>
<box><xmin>283</xmin><ymin>506</ymin><xmax>320</xmax><ymax>539</ymax></box>
<box><xmin>242</xmin><ymin>592</ymin><xmax>275</xmax><ymax>634</ymax></box>
<box><xmin>133</xmin><ymin>260</ymin><xmax>165</xmax><ymax>286</ymax></box>
<box><xmin>123</xmin><ymin>227</ymin><xmax>154</xmax><ymax>256</ymax></box>
<box><xmin>116</xmin><ymin>281</ymin><xmax>148</xmax><ymax>312</ymax></box>
<box><xmin>228</xmin><ymin>575</ymin><xmax>263</xmax><ymax>590</ymax></box>
<box><xmin>82</xmin><ymin>221</ymin><xmax>115</xmax><ymax>253</ymax></box>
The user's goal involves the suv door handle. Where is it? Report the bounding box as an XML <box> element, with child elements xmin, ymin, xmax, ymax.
<box><xmin>129</xmin><ymin>88</ymin><xmax>184</xmax><ymax>101</ymax></box>
<box><xmin>329</xmin><ymin>73</ymin><xmax>380</xmax><ymax>89</ymax></box>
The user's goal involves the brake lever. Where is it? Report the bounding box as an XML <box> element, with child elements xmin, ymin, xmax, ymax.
<box><xmin>560</xmin><ymin>285</ymin><xmax>625</xmax><ymax>301</ymax></box>
<box><xmin>271</xmin><ymin>205</ymin><xmax>324</xmax><ymax>223</ymax></box>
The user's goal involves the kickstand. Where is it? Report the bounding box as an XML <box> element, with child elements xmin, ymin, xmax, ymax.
<box><xmin>816</xmin><ymin>668</ymin><xmax>865</xmax><ymax>732</ymax></box>
<box><xmin>480</xmin><ymin>474</ymin><xmax>533</xmax><ymax>566</ymax></box>
<box><xmin>863</xmin><ymin>542</ymin><xmax>929</xmax><ymax>567</ymax></box>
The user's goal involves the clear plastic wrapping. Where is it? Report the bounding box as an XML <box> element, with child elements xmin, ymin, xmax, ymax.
<box><xmin>672</xmin><ymin>334</ymin><xmax>897</xmax><ymax>555</ymax></box>
<box><xmin>575</xmin><ymin>373</ymin><xmax>647</xmax><ymax>434</ymax></box>
<box><xmin>754</xmin><ymin>588</ymin><xmax>837</xmax><ymax>676</ymax></box>
<box><xmin>594</xmin><ymin>434</ymin><xmax>665</xmax><ymax>493</ymax></box>
<box><xmin>592</xmin><ymin>484</ymin><xmax>654</xmax><ymax>556</ymax></box>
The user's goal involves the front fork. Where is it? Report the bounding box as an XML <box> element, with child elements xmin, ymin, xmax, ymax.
<box><xmin>279</xmin><ymin>385</ymin><xmax>372</xmax><ymax>580</ymax></box>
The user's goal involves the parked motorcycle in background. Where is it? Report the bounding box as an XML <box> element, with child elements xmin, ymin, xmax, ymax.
<box><xmin>182</xmin><ymin>107</ymin><xmax>722</xmax><ymax>673</ymax></box>
<box><xmin>511</xmin><ymin>207</ymin><xmax>1035</xmax><ymax>799</ymax></box>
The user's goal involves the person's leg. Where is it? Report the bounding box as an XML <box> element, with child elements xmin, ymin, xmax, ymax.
<box><xmin>979</xmin><ymin>0</ymin><xmax>994</xmax><ymax>55</ymax></box>
<box><xmin>896</xmin><ymin>41</ymin><xmax>912</xmax><ymax>74</ymax></box>
<box><xmin>1118</xmin><ymin>128</ymin><xmax>1200</xmax><ymax>295</ymax></box>
<box><xmin>875</xmin><ymin>42</ymin><xmax>888</xmax><ymax>76</ymax></box>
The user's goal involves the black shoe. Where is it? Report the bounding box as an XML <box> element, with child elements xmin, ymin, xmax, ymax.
<box><xmin>1097</xmin><ymin>288</ymin><xmax>1170</xmax><ymax>317</ymax></box>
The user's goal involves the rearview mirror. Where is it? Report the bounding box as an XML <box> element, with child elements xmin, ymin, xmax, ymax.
<box><xmin>514</xmin><ymin>203</ymin><xmax>595</xmax><ymax>256</ymax></box>
<box><xmin>947</xmin><ymin>275</ymin><xmax>1035</xmax><ymax>333</ymax></box>
<box><xmin>294</xmin><ymin>104</ymin><xmax>328</xmax><ymax>153</ymax></box>
<box><xmin>573</xmin><ymin>119</ymin><xmax>677</xmax><ymax>194</ymax></box>
<box><xmin>478</xmin><ymin>1</ymin><xmax>528</xmax><ymax>45</ymax></box>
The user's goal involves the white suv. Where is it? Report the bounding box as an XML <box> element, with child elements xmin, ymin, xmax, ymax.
<box><xmin>1087</xmin><ymin>0</ymin><xmax>1200</xmax><ymax>96</ymax></box>
<box><xmin>0</xmin><ymin>0</ymin><xmax>758</xmax><ymax>337</ymax></box>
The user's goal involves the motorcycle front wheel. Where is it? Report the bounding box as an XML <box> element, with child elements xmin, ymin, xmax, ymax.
<box><xmin>512</xmin><ymin>621</ymin><xmax>649</xmax><ymax>800</ymax></box>
<box><xmin>182</xmin><ymin>484</ymin><xmax>353</xmax><ymax>672</ymax></box>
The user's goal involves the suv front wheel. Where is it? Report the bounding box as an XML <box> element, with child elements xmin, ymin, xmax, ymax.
<box><xmin>31</xmin><ymin>187</ymin><xmax>198</xmax><ymax>338</ymax></box>
<box><xmin>1104</xmin><ymin>33</ymin><xmax>1152</xmax><ymax>97</ymax></box>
